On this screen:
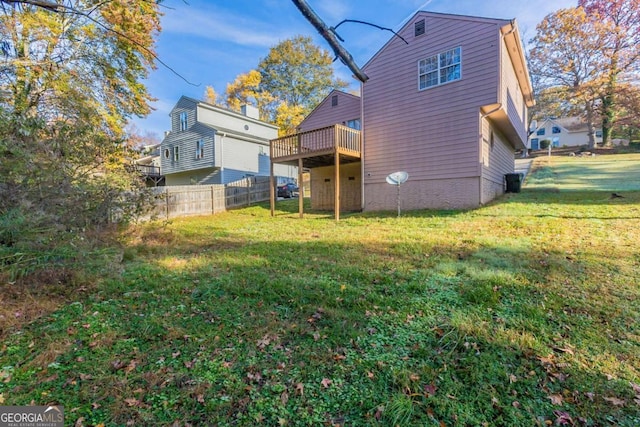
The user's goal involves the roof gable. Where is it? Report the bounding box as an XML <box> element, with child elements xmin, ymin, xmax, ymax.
<box><xmin>363</xmin><ymin>11</ymin><xmax>511</xmax><ymax>69</ymax></box>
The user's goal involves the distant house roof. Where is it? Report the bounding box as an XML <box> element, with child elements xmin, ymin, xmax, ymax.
<box><xmin>540</xmin><ymin>117</ymin><xmax>599</xmax><ymax>133</ymax></box>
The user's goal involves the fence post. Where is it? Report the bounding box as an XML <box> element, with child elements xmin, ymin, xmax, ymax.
<box><xmin>165</xmin><ymin>187</ymin><xmax>170</xmax><ymax>220</ymax></box>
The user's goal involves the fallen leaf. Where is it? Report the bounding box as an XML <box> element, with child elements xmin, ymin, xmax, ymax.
<box><xmin>553</xmin><ymin>410</ymin><xmax>573</xmax><ymax>425</ymax></box>
<box><xmin>256</xmin><ymin>335</ymin><xmax>271</xmax><ymax>349</ymax></box>
<box><xmin>367</xmin><ymin>371</ymin><xmax>375</xmax><ymax>379</ymax></box>
<box><xmin>374</xmin><ymin>406</ymin><xmax>384</xmax><ymax>420</ymax></box>
<box><xmin>548</xmin><ymin>394</ymin><xmax>564</xmax><ymax>405</ymax></box>
<box><xmin>604</xmin><ymin>396</ymin><xmax>626</xmax><ymax>407</ymax></box>
<box><xmin>512</xmin><ymin>401</ymin><xmax>520</xmax><ymax>408</ymax></box>
<box><xmin>124</xmin><ymin>398</ymin><xmax>140</xmax><ymax>407</ymax></box>
<box><xmin>509</xmin><ymin>374</ymin><xmax>517</xmax><ymax>384</ymax></box>
<box><xmin>321</xmin><ymin>378</ymin><xmax>332</xmax><ymax>388</ymax></box>
<box><xmin>184</xmin><ymin>360</ymin><xmax>195</xmax><ymax>369</ymax></box>
<box><xmin>585</xmin><ymin>392</ymin><xmax>595</xmax><ymax>401</ymax></box>
<box><xmin>92</xmin><ymin>402</ymin><xmax>101</xmax><ymax>409</ymax></box>
<box><xmin>424</xmin><ymin>383</ymin><xmax>437</xmax><ymax>397</ymax></box>
<box><xmin>75</xmin><ymin>416</ymin><xmax>85</xmax><ymax>427</ymax></box>
<box><xmin>280</xmin><ymin>390</ymin><xmax>289</xmax><ymax>405</ymax></box>
<box><xmin>124</xmin><ymin>359</ymin><xmax>138</xmax><ymax>373</ymax></box>
<box><xmin>410</xmin><ymin>373</ymin><xmax>420</xmax><ymax>382</ymax></box>
<box><xmin>111</xmin><ymin>360</ymin><xmax>126</xmax><ymax>371</ymax></box>
<box><xmin>0</xmin><ymin>393</ymin><xmax>4</xmax><ymax>404</ymax></box>
<box><xmin>630</xmin><ymin>382</ymin><xmax>640</xmax><ymax>394</ymax></box>
<box><xmin>196</xmin><ymin>394</ymin><xmax>205</xmax><ymax>404</ymax></box>
<box><xmin>295</xmin><ymin>382</ymin><xmax>304</xmax><ymax>396</ymax></box>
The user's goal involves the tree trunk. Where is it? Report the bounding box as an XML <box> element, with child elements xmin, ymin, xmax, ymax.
<box><xmin>585</xmin><ymin>101</ymin><xmax>596</xmax><ymax>149</ymax></box>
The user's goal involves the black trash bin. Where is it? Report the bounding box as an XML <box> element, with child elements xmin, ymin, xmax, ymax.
<box><xmin>505</xmin><ymin>173</ymin><xmax>522</xmax><ymax>193</ymax></box>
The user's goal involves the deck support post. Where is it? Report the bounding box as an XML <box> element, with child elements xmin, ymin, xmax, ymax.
<box><xmin>298</xmin><ymin>158</ymin><xmax>304</xmax><ymax>218</ymax></box>
<box><xmin>269</xmin><ymin>159</ymin><xmax>275</xmax><ymax>217</ymax></box>
<box><xmin>334</xmin><ymin>150</ymin><xmax>340</xmax><ymax>221</ymax></box>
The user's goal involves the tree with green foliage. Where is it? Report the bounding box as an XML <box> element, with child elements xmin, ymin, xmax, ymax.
<box><xmin>225</xmin><ymin>35</ymin><xmax>348</xmax><ymax>135</ymax></box>
<box><xmin>0</xmin><ymin>0</ymin><xmax>160</xmax><ymax>273</ymax></box>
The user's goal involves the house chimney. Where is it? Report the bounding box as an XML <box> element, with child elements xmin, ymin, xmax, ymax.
<box><xmin>241</xmin><ymin>104</ymin><xmax>259</xmax><ymax>120</ymax></box>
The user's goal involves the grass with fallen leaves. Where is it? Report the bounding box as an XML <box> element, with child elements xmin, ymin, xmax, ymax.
<box><xmin>1</xmin><ymin>154</ymin><xmax>639</xmax><ymax>426</ymax></box>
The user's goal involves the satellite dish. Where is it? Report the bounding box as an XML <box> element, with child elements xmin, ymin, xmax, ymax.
<box><xmin>386</xmin><ymin>171</ymin><xmax>409</xmax><ymax>185</ymax></box>
<box><xmin>385</xmin><ymin>171</ymin><xmax>409</xmax><ymax>217</ymax></box>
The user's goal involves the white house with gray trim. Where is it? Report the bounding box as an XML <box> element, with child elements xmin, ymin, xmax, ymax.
<box><xmin>161</xmin><ymin>96</ymin><xmax>297</xmax><ymax>186</ymax></box>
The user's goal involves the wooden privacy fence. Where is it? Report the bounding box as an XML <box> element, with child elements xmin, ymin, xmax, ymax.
<box><xmin>150</xmin><ymin>176</ymin><xmax>273</xmax><ymax>219</ymax></box>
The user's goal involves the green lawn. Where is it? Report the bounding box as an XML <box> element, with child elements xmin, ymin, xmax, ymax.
<box><xmin>1</xmin><ymin>154</ymin><xmax>639</xmax><ymax>426</ymax></box>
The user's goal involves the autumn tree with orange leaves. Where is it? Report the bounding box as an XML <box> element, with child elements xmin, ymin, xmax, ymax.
<box><xmin>530</xmin><ymin>1</ymin><xmax>640</xmax><ymax>147</ymax></box>
<box><xmin>0</xmin><ymin>0</ymin><xmax>161</xmax><ymax>256</ymax></box>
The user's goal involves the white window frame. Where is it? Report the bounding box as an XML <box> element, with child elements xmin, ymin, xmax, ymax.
<box><xmin>196</xmin><ymin>139</ymin><xmax>204</xmax><ymax>159</ymax></box>
<box><xmin>418</xmin><ymin>46</ymin><xmax>462</xmax><ymax>90</ymax></box>
<box><xmin>179</xmin><ymin>111</ymin><xmax>188</xmax><ymax>131</ymax></box>
<box><xmin>173</xmin><ymin>146</ymin><xmax>179</xmax><ymax>162</ymax></box>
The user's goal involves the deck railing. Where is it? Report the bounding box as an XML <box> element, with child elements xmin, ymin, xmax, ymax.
<box><xmin>271</xmin><ymin>124</ymin><xmax>361</xmax><ymax>160</ymax></box>
<box><xmin>135</xmin><ymin>164</ymin><xmax>162</xmax><ymax>177</ymax></box>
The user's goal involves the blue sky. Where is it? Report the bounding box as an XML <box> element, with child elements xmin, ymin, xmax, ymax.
<box><xmin>131</xmin><ymin>0</ymin><xmax>576</xmax><ymax>137</ymax></box>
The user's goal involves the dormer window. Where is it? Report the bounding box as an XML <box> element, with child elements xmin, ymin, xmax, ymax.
<box><xmin>179</xmin><ymin>111</ymin><xmax>188</xmax><ymax>131</ymax></box>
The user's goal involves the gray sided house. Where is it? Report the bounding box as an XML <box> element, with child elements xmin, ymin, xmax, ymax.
<box><xmin>270</xmin><ymin>11</ymin><xmax>535</xmax><ymax>216</ymax></box>
<box><xmin>162</xmin><ymin>96</ymin><xmax>297</xmax><ymax>186</ymax></box>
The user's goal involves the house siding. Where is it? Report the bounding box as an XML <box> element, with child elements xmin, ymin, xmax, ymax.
<box><xmin>362</xmin><ymin>13</ymin><xmax>505</xmax><ymax>210</ymax></box>
<box><xmin>480</xmin><ymin>118</ymin><xmax>514</xmax><ymax>204</ymax></box>
<box><xmin>161</xmin><ymin>124</ymin><xmax>216</xmax><ymax>176</ymax></box>
<box><xmin>500</xmin><ymin>37</ymin><xmax>527</xmax><ymax>144</ymax></box>
<box><xmin>298</xmin><ymin>91</ymin><xmax>361</xmax><ymax>132</ymax></box>
<box><xmin>162</xmin><ymin>96</ymin><xmax>295</xmax><ymax>186</ymax></box>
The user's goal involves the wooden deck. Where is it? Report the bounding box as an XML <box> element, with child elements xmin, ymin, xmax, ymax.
<box><xmin>269</xmin><ymin>124</ymin><xmax>362</xmax><ymax>221</ymax></box>
<box><xmin>270</xmin><ymin>124</ymin><xmax>361</xmax><ymax>168</ymax></box>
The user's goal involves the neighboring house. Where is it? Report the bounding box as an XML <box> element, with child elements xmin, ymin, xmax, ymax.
<box><xmin>135</xmin><ymin>143</ymin><xmax>164</xmax><ymax>186</ymax></box>
<box><xmin>270</xmin><ymin>11</ymin><xmax>535</xmax><ymax>216</ymax></box>
<box><xmin>162</xmin><ymin>96</ymin><xmax>296</xmax><ymax>186</ymax></box>
<box><xmin>528</xmin><ymin>117</ymin><xmax>603</xmax><ymax>150</ymax></box>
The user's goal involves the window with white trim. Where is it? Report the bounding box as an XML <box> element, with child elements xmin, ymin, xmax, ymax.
<box><xmin>419</xmin><ymin>46</ymin><xmax>461</xmax><ymax>90</ymax></box>
<box><xmin>173</xmin><ymin>146</ymin><xmax>179</xmax><ymax>162</ymax></box>
<box><xmin>179</xmin><ymin>111</ymin><xmax>188</xmax><ymax>131</ymax></box>
<box><xmin>196</xmin><ymin>139</ymin><xmax>204</xmax><ymax>159</ymax></box>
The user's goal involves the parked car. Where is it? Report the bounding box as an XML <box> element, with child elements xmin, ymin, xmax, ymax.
<box><xmin>277</xmin><ymin>183</ymin><xmax>298</xmax><ymax>198</ymax></box>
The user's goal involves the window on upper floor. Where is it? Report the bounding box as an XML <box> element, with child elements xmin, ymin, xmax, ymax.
<box><xmin>552</xmin><ymin>126</ymin><xmax>561</xmax><ymax>134</ymax></box>
<box><xmin>173</xmin><ymin>146</ymin><xmax>179</xmax><ymax>162</ymax></box>
<box><xmin>196</xmin><ymin>139</ymin><xmax>204</xmax><ymax>159</ymax></box>
<box><xmin>595</xmin><ymin>130</ymin><xmax>603</xmax><ymax>138</ymax></box>
<box><xmin>419</xmin><ymin>47</ymin><xmax>461</xmax><ymax>90</ymax></box>
<box><xmin>345</xmin><ymin>119</ymin><xmax>361</xmax><ymax>130</ymax></box>
<box><xmin>179</xmin><ymin>111</ymin><xmax>188</xmax><ymax>131</ymax></box>
<box><xmin>537</xmin><ymin>128</ymin><xmax>546</xmax><ymax>136</ymax></box>
<box><xmin>331</xmin><ymin>95</ymin><xmax>338</xmax><ymax>107</ymax></box>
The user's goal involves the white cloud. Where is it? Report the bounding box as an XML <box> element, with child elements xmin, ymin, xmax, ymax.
<box><xmin>160</xmin><ymin>4</ymin><xmax>294</xmax><ymax>48</ymax></box>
